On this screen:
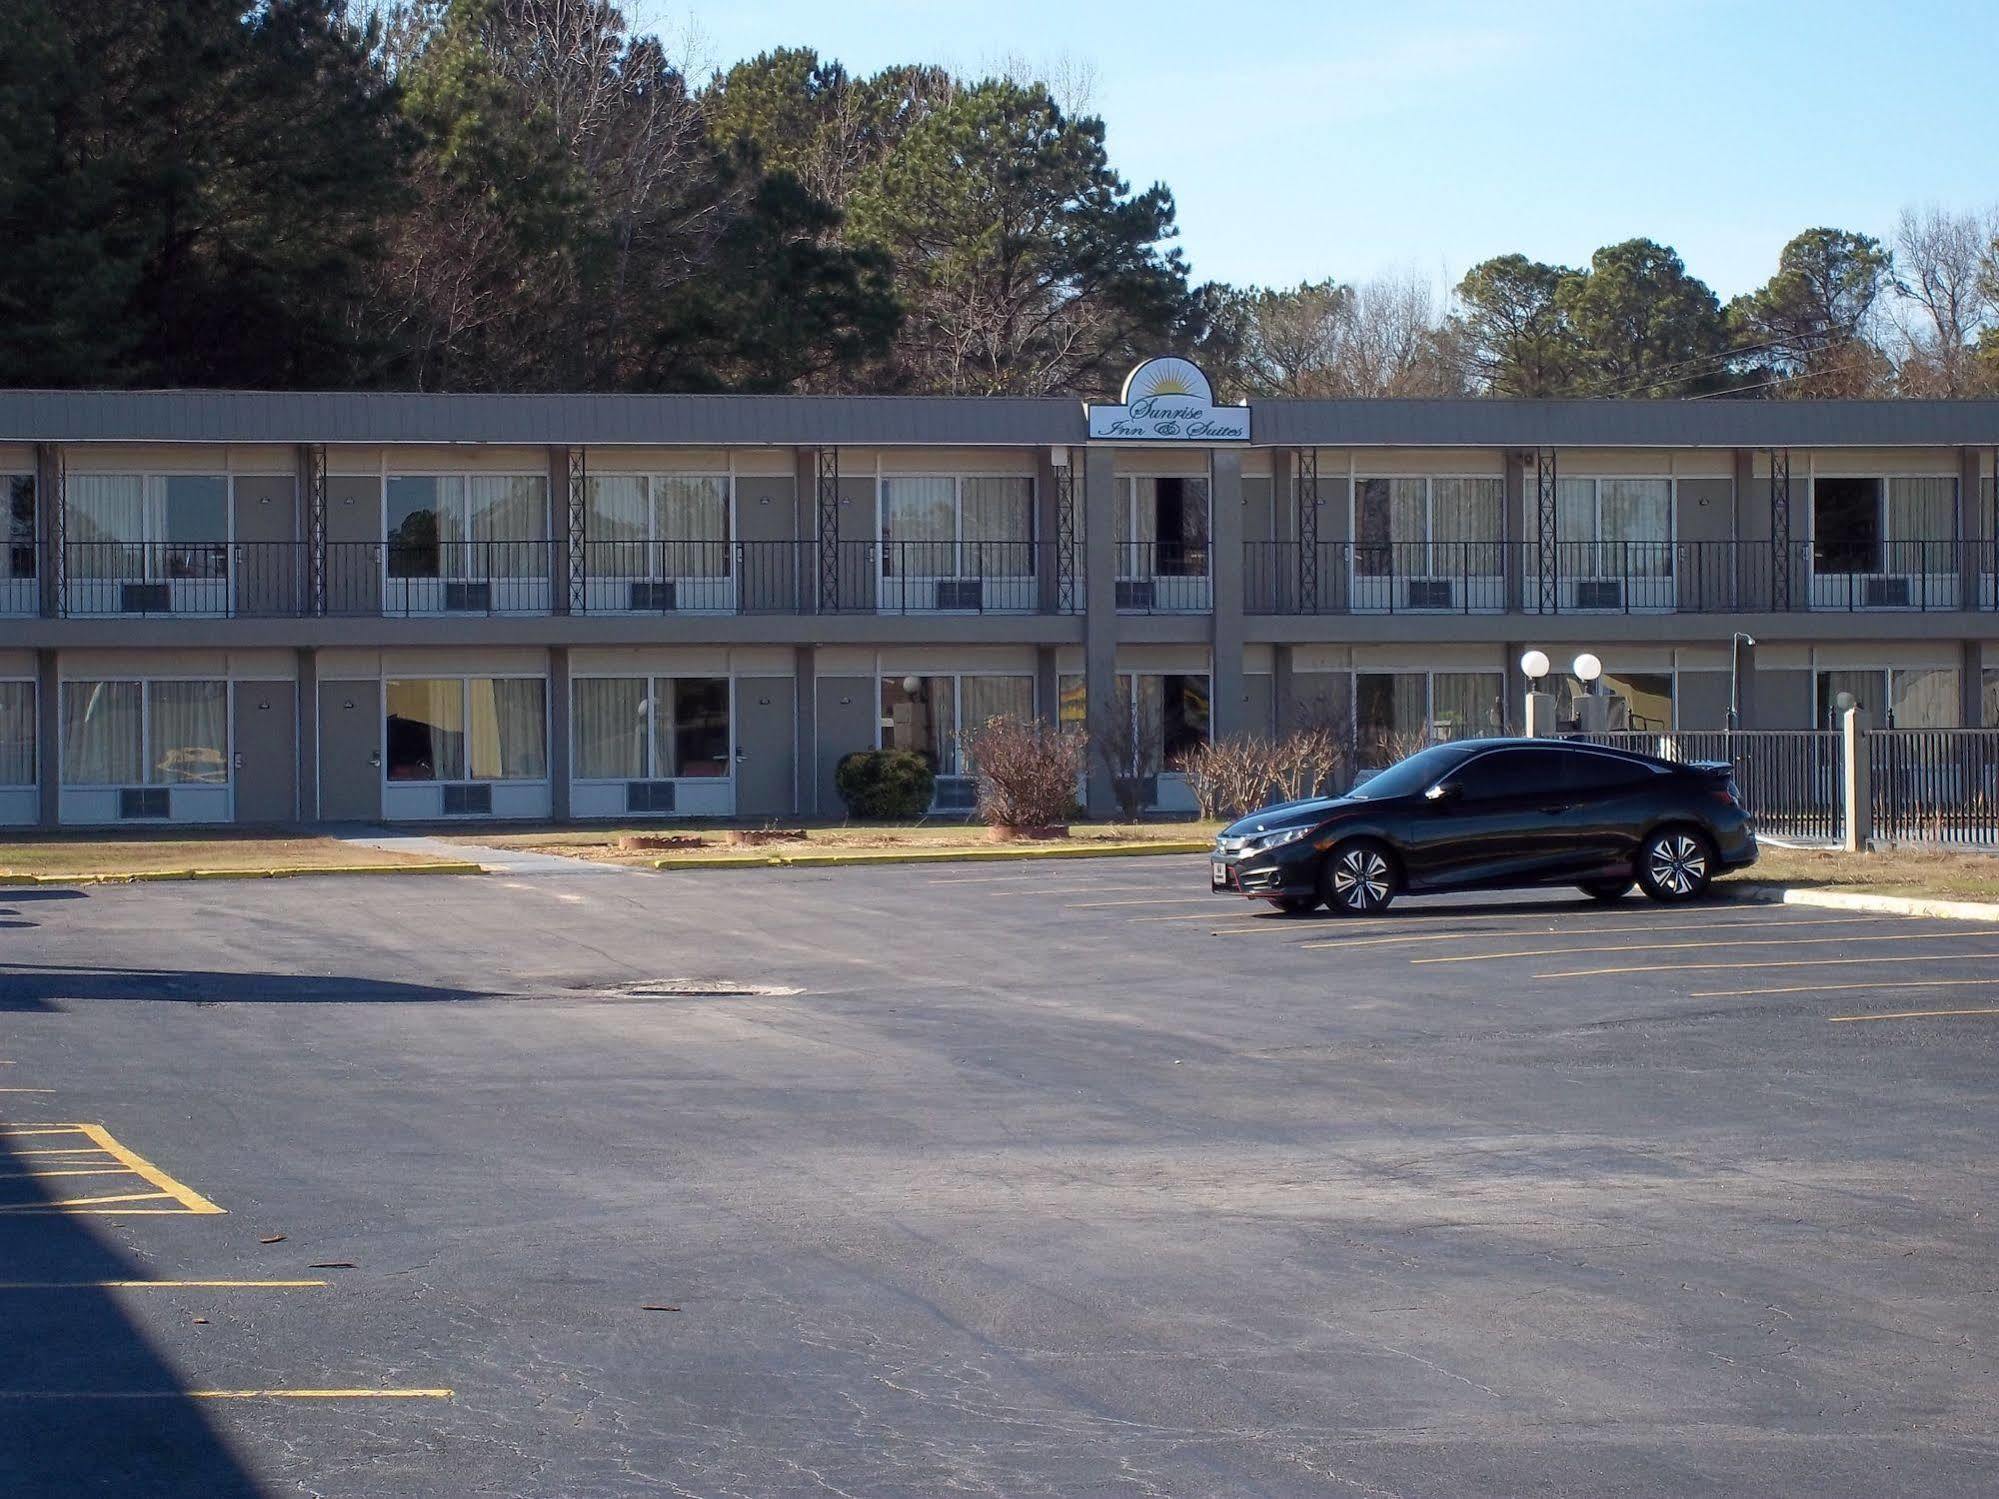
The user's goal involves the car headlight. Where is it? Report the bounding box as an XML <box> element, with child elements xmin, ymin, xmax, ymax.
<box><xmin>1244</xmin><ymin>825</ymin><xmax>1312</xmax><ymax>854</ymax></box>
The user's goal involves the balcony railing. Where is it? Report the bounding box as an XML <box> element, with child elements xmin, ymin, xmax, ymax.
<box><xmin>1244</xmin><ymin>539</ymin><xmax>1982</xmax><ymax>615</ymax></box>
<box><xmin>44</xmin><ymin>540</ymin><xmax>1071</xmax><ymax>618</ymax></box>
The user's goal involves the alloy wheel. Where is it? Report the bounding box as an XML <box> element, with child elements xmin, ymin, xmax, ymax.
<box><xmin>1646</xmin><ymin>832</ymin><xmax>1708</xmax><ymax>897</ymax></box>
<box><xmin>1330</xmin><ymin>846</ymin><xmax>1392</xmax><ymax>912</ymax></box>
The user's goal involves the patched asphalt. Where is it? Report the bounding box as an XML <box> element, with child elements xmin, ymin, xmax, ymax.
<box><xmin>3</xmin><ymin>859</ymin><xmax>1998</xmax><ymax>1496</ymax></box>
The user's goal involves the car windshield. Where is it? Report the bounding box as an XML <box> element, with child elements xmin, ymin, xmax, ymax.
<box><xmin>1345</xmin><ymin>743</ymin><xmax>1476</xmax><ymax>801</ymax></box>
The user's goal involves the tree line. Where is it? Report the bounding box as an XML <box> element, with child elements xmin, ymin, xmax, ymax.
<box><xmin>2</xmin><ymin>0</ymin><xmax>1995</xmax><ymax>401</ymax></box>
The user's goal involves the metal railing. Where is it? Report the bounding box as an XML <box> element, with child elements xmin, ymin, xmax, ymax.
<box><xmin>1243</xmin><ymin>539</ymin><xmax>1979</xmax><ymax>615</ymax></box>
<box><xmin>1870</xmin><ymin>729</ymin><xmax>1999</xmax><ymax>846</ymax></box>
<box><xmin>1575</xmin><ymin>729</ymin><xmax>1844</xmax><ymax>842</ymax></box>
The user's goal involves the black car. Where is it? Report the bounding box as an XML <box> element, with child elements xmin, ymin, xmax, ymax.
<box><xmin>1211</xmin><ymin>738</ymin><xmax>1757</xmax><ymax>915</ymax></box>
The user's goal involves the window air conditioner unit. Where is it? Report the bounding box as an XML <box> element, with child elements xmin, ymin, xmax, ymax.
<box><xmin>122</xmin><ymin>583</ymin><xmax>171</xmax><ymax>613</ymax></box>
<box><xmin>1863</xmin><ymin>576</ymin><xmax>1912</xmax><ymax>607</ymax></box>
<box><xmin>628</xmin><ymin>580</ymin><xmax>675</xmax><ymax>612</ymax></box>
<box><xmin>443</xmin><ymin>581</ymin><xmax>492</xmax><ymax>612</ymax></box>
<box><xmin>626</xmin><ymin>780</ymin><xmax>677</xmax><ymax>813</ymax></box>
<box><xmin>1404</xmin><ymin>578</ymin><xmax>1454</xmax><ymax>609</ymax></box>
<box><xmin>932</xmin><ymin>777</ymin><xmax>978</xmax><ymax>812</ymax></box>
<box><xmin>118</xmin><ymin>786</ymin><xmax>170</xmax><ymax>819</ymax></box>
<box><xmin>1116</xmin><ymin>579</ymin><xmax>1155</xmax><ymax>609</ymax></box>
<box><xmin>1575</xmin><ymin>579</ymin><xmax>1624</xmax><ymax>610</ymax></box>
<box><xmin>933</xmin><ymin>578</ymin><xmax>983</xmax><ymax>611</ymax></box>
<box><xmin>442</xmin><ymin>783</ymin><xmax>492</xmax><ymax>815</ymax></box>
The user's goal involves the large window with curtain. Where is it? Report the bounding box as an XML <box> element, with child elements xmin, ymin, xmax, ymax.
<box><xmin>60</xmin><ymin>680</ymin><xmax>228</xmax><ymax>786</ymax></box>
<box><xmin>0</xmin><ymin>680</ymin><xmax>34</xmax><ymax>786</ymax></box>
<box><xmin>386</xmin><ymin>475</ymin><xmax>547</xmax><ymax>580</ymax></box>
<box><xmin>1812</xmin><ymin>475</ymin><xmax>1954</xmax><ymax>576</ymax></box>
<box><xmin>1355</xmin><ymin>476</ymin><xmax>1503</xmax><ymax>579</ymax></box>
<box><xmin>1557</xmin><ymin>477</ymin><xmax>1673</xmax><ymax>579</ymax></box>
<box><xmin>1355</xmin><ymin>672</ymin><xmax>1504</xmax><ymax>759</ymax></box>
<box><xmin>573</xmin><ymin>677</ymin><xmax>731</xmax><ymax>780</ymax></box>
<box><xmin>1117</xmin><ymin>477</ymin><xmax>1209</xmax><ymax>578</ymax></box>
<box><xmin>66</xmin><ymin>474</ymin><xmax>228</xmax><ymax>581</ymax></box>
<box><xmin>3</xmin><ymin>475</ymin><xmax>34</xmax><ymax>596</ymax></box>
<box><xmin>385</xmin><ymin>677</ymin><xmax>546</xmax><ymax>782</ymax></box>
<box><xmin>584</xmin><ymin>474</ymin><xmax>730</xmax><ymax>579</ymax></box>
<box><xmin>879</xmin><ymin>674</ymin><xmax>1034</xmax><ymax>777</ymax></box>
<box><xmin>880</xmin><ymin>476</ymin><xmax>1034</xmax><ymax>580</ymax></box>
<box><xmin>1816</xmin><ymin>667</ymin><xmax>1958</xmax><ymax>729</ymax></box>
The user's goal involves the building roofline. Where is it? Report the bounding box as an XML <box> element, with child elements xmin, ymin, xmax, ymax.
<box><xmin>3</xmin><ymin>389</ymin><xmax>1999</xmax><ymax>448</ymax></box>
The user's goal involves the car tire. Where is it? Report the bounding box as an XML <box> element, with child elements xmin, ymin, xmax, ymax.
<box><xmin>1269</xmin><ymin>895</ymin><xmax>1320</xmax><ymax>915</ymax></box>
<box><xmin>1320</xmin><ymin>840</ymin><xmax>1397</xmax><ymax>916</ymax></box>
<box><xmin>1579</xmin><ymin>878</ymin><xmax>1635</xmax><ymax>901</ymax></box>
<box><xmin>1637</xmin><ymin>827</ymin><xmax>1714</xmax><ymax>902</ymax></box>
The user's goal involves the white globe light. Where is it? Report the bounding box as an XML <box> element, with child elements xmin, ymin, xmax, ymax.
<box><xmin>1573</xmin><ymin>652</ymin><xmax>1603</xmax><ymax>683</ymax></box>
<box><xmin>1834</xmin><ymin>691</ymin><xmax>1856</xmax><ymax>712</ymax></box>
<box><xmin>901</xmin><ymin>675</ymin><xmax>922</xmax><ymax>696</ymax></box>
<box><xmin>1519</xmin><ymin>649</ymin><xmax>1550</xmax><ymax>681</ymax></box>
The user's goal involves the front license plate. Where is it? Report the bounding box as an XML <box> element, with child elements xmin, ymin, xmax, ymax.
<box><xmin>1211</xmin><ymin>860</ymin><xmax>1230</xmax><ymax>890</ymax></box>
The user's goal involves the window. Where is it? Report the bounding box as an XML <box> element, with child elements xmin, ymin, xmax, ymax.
<box><xmin>59</xmin><ymin>680</ymin><xmax>227</xmax><ymax>786</ymax></box>
<box><xmin>881</xmin><ymin>476</ymin><xmax>1033</xmax><ymax>579</ymax></box>
<box><xmin>1053</xmin><ymin>672</ymin><xmax>1209</xmax><ymax>774</ymax></box>
<box><xmin>1558</xmin><ymin>670</ymin><xmax>1674</xmax><ymax>731</ymax></box>
<box><xmin>1558</xmin><ymin>477</ymin><xmax>1671</xmax><ymax>578</ymax></box>
<box><xmin>1813</xmin><ymin>476</ymin><xmax>1955</xmax><ymax>575</ymax></box>
<box><xmin>1118</xmin><ymin>477</ymin><xmax>1209</xmax><ymax>577</ymax></box>
<box><xmin>1816</xmin><ymin>668</ymin><xmax>1958</xmax><ymax>729</ymax></box>
<box><xmin>387</xmin><ymin>475</ymin><xmax>547</xmax><ymax>580</ymax></box>
<box><xmin>1452</xmin><ymin>748</ymin><xmax>1567</xmax><ymax>801</ymax></box>
<box><xmin>67</xmin><ymin>474</ymin><xmax>227</xmax><ymax>580</ymax></box>
<box><xmin>4</xmin><ymin>475</ymin><xmax>33</xmax><ymax>582</ymax></box>
<box><xmin>386</xmin><ymin>678</ymin><xmax>546</xmax><ymax>782</ymax></box>
<box><xmin>573</xmin><ymin>677</ymin><xmax>731</xmax><ymax>780</ymax></box>
<box><xmin>0</xmin><ymin>681</ymin><xmax>33</xmax><ymax>786</ymax></box>
<box><xmin>1356</xmin><ymin>671</ymin><xmax>1504</xmax><ymax>757</ymax></box>
<box><xmin>1356</xmin><ymin>476</ymin><xmax>1503</xmax><ymax>578</ymax></box>
<box><xmin>585</xmin><ymin>474</ymin><xmax>730</xmax><ymax>578</ymax></box>
<box><xmin>880</xmin><ymin>674</ymin><xmax>1033</xmax><ymax>777</ymax></box>
<box><xmin>1562</xmin><ymin>750</ymin><xmax>1650</xmax><ymax>792</ymax></box>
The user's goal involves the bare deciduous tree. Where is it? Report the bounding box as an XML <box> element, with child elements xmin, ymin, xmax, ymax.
<box><xmin>1892</xmin><ymin>204</ymin><xmax>1997</xmax><ymax>396</ymax></box>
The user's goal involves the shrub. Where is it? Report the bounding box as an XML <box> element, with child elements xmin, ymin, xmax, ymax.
<box><xmin>958</xmin><ymin>714</ymin><xmax>1087</xmax><ymax>827</ymax></box>
<box><xmin>834</xmin><ymin>748</ymin><xmax>936</xmax><ymax>819</ymax></box>
<box><xmin>1178</xmin><ymin>724</ymin><xmax>1361</xmax><ymax>820</ymax></box>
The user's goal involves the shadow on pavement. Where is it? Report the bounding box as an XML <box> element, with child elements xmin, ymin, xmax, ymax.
<box><xmin>0</xmin><ymin>1128</ymin><xmax>266</xmax><ymax>1497</ymax></box>
<box><xmin>0</xmin><ymin>965</ymin><xmax>482</xmax><ymax>1012</ymax></box>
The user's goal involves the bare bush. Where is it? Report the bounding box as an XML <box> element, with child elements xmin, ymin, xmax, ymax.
<box><xmin>1089</xmin><ymin>684</ymin><xmax>1156</xmax><ymax>821</ymax></box>
<box><xmin>959</xmin><ymin>714</ymin><xmax>1087</xmax><ymax>828</ymax></box>
<box><xmin>1178</xmin><ymin>724</ymin><xmax>1362</xmax><ymax>820</ymax></box>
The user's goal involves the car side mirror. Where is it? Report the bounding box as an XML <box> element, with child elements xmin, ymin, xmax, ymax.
<box><xmin>1424</xmin><ymin>780</ymin><xmax>1461</xmax><ymax>806</ymax></box>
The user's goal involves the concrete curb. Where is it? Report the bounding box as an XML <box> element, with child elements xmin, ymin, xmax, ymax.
<box><xmin>1720</xmin><ymin>881</ymin><xmax>1999</xmax><ymax>924</ymax></box>
<box><xmin>654</xmin><ymin>840</ymin><xmax>1211</xmax><ymax>872</ymax></box>
<box><xmin>0</xmin><ymin>862</ymin><xmax>486</xmax><ymax>887</ymax></box>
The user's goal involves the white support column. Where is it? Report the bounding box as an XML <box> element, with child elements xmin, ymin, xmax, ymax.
<box><xmin>1841</xmin><ymin>706</ymin><xmax>1872</xmax><ymax>853</ymax></box>
<box><xmin>1524</xmin><ymin>691</ymin><xmax>1558</xmax><ymax>738</ymax></box>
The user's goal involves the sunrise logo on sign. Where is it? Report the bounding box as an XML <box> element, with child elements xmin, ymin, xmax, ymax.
<box><xmin>1088</xmin><ymin>358</ymin><xmax>1249</xmax><ymax>441</ymax></box>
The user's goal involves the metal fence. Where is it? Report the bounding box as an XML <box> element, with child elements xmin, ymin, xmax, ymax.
<box><xmin>1870</xmin><ymin>729</ymin><xmax>1999</xmax><ymax>846</ymax></box>
<box><xmin>1575</xmin><ymin>729</ymin><xmax>1845</xmax><ymax>842</ymax></box>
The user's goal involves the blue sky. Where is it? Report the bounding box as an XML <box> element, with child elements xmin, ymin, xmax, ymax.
<box><xmin>637</xmin><ymin>0</ymin><xmax>1998</xmax><ymax>299</ymax></box>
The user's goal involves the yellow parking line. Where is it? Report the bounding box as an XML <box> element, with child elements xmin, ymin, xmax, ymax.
<box><xmin>0</xmin><ymin>1280</ymin><xmax>329</xmax><ymax>1290</ymax></box>
<box><xmin>1694</xmin><ymin>976</ymin><xmax>1999</xmax><ymax>998</ymax></box>
<box><xmin>0</xmin><ymin>1124</ymin><xmax>223</xmax><ymax>1215</ymax></box>
<box><xmin>0</xmin><ymin>1388</ymin><xmax>452</xmax><ymax>1401</ymax></box>
<box><xmin>1064</xmin><ymin>896</ymin><xmax>1217</xmax><ymax>909</ymax></box>
<box><xmin>1414</xmin><ymin>927</ymin><xmax>1999</xmax><ymax>966</ymax></box>
<box><xmin>73</xmin><ymin>1124</ymin><xmax>223</xmax><ymax>1214</ymax></box>
<box><xmin>0</xmin><ymin>1190</ymin><xmax>179</xmax><ymax>1212</ymax></box>
<box><xmin>0</xmin><ymin>1168</ymin><xmax>134</xmax><ymax>1180</ymax></box>
<box><xmin>0</xmin><ymin>1088</ymin><xmax>55</xmax><ymax>1094</ymax></box>
<box><xmin>1536</xmin><ymin>952</ymin><xmax>1999</xmax><ymax>979</ymax></box>
<box><xmin>0</xmin><ymin>1126</ymin><xmax>85</xmax><ymax>1136</ymax></box>
<box><xmin>1830</xmin><ymin>1007</ymin><xmax>1999</xmax><ymax>1023</ymax></box>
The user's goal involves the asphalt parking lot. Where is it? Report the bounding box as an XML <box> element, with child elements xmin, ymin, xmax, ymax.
<box><xmin>3</xmin><ymin>856</ymin><xmax>1998</xmax><ymax>1497</ymax></box>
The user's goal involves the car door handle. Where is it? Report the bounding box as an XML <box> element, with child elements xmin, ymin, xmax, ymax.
<box><xmin>1539</xmin><ymin>803</ymin><xmax>1572</xmax><ymax>815</ymax></box>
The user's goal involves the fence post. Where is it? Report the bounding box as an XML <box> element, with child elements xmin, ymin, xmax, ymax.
<box><xmin>1841</xmin><ymin>706</ymin><xmax>1872</xmax><ymax>852</ymax></box>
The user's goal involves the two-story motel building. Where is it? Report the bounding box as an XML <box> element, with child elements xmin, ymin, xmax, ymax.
<box><xmin>3</xmin><ymin>361</ymin><xmax>1998</xmax><ymax>829</ymax></box>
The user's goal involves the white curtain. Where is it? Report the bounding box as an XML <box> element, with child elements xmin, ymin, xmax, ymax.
<box><xmin>68</xmin><ymin>475</ymin><xmax>146</xmax><ymax>580</ymax></box>
<box><xmin>1891</xmin><ymin>667</ymin><xmax>1959</xmax><ymax>729</ymax></box>
<box><xmin>574</xmin><ymin>677</ymin><xmax>646</xmax><ymax>779</ymax></box>
<box><xmin>656</xmin><ymin>476</ymin><xmax>729</xmax><ymax>578</ymax></box>
<box><xmin>964</xmin><ymin>478</ymin><xmax>1033</xmax><ymax>577</ymax></box>
<box><xmin>469</xmin><ymin>475</ymin><xmax>546</xmax><ymax>580</ymax></box>
<box><xmin>61</xmin><ymin>680</ymin><xmax>143</xmax><ymax>785</ymax></box>
<box><xmin>959</xmin><ymin>676</ymin><xmax>1033</xmax><ymax>773</ymax></box>
<box><xmin>468</xmin><ymin>678</ymin><xmax>546</xmax><ymax>780</ymax></box>
<box><xmin>1818</xmin><ymin>669</ymin><xmax>1883</xmax><ymax>727</ymax></box>
<box><xmin>585</xmin><ymin>476</ymin><xmax>647</xmax><ymax>583</ymax></box>
<box><xmin>1888</xmin><ymin>477</ymin><xmax>1955</xmax><ymax>576</ymax></box>
<box><xmin>0</xmin><ymin>681</ymin><xmax>31</xmax><ymax>785</ymax></box>
<box><xmin>148</xmin><ymin>681</ymin><xmax>227</xmax><ymax>784</ymax></box>
<box><xmin>1432</xmin><ymin>673</ymin><xmax>1502</xmax><ymax>739</ymax></box>
<box><xmin>1121</xmin><ymin>480</ymin><xmax>1159</xmax><ymax>577</ymax></box>
<box><xmin>1432</xmin><ymin>477</ymin><xmax>1502</xmax><ymax>578</ymax></box>
<box><xmin>883</xmin><ymin>476</ymin><xmax>956</xmax><ymax>578</ymax></box>
<box><xmin>1557</xmin><ymin>477</ymin><xmax>1600</xmax><ymax>574</ymax></box>
<box><xmin>1601</xmin><ymin>478</ymin><xmax>1672</xmax><ymax>578</ymax></box>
